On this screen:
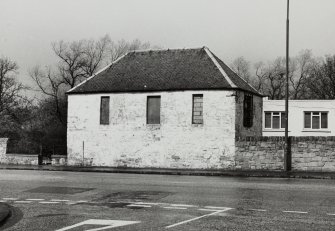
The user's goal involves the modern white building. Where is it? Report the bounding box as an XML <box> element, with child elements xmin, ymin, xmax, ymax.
<box><xmin>66</xmin><ymin>47</ymin><xmax>263</xmax><ymax>169</ymax></box>
<box><xmin>263</xmin><ymin>98</ymin><xmax>334</xmax><ymax>136</ymax></box>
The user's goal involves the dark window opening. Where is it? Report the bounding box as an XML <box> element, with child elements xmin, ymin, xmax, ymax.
<box><xmin>147</xmin><ymin>96</ymin><xmax>161</xmax><ymax>124</ymax></box>
<box><xmin>243</xmin><ymin>94</ymin><xmax>253</xmax><ymax>127</ymax></box>
<box><xmin>100</xmin><ymin>96</ymin><xmax>110</xmax><ymax>125</ymax></box>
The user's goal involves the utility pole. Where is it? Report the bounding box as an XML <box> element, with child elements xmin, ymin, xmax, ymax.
<box><xmin>285</xmin><ymin>0</ymin><xmax>291</xmax><ymax>171</ymax></box>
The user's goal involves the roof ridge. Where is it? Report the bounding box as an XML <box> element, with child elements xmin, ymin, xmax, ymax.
<box><xmin>227</xmin><ymin>62</ymin><xmax>262</xmax><ymax>95</ymax></box>
<box><xmin>131</xmin><ymin>47</ymin><xmax>205</xmax><ymax>54</ymax></box>
<box><xmin>67</xmin><ymin>53</ymin><xmax>128</xmax><ymax>93</ymax></box>
<box><xmin>204</xmin><ymin>47</ymin><xmax>237</xmax><ymax>88</ymax></box>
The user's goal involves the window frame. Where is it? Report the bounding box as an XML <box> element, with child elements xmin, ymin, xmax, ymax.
<box><xmin>303</xmin><ymin>111</ymin><xmax>328</xmax><ymax>130</ymax></box>
<box><xmin>192</xmin><ymin>94</ymin><xmax>204</xmax><ymax>125</ymax></box>
<box><xmin>243</xmin><ymin>94</ymin><xmax>253</xmax><ymax>128</ymax></box>
<box><xmin>146</xmin><ymin>95</ymin><xmax>161</xmax><ymax>125</ymax></box>
<box><xmin>264</xmin><ymin>111</ymin><xmax>286</xmax><ymax>129</ymax></box>
<box><xmin>100</xmin><ymin>96</ymin><xmax>110</xmax><ymax>125</ymax></box>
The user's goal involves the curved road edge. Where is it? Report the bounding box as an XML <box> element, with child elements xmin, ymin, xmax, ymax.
<box><xmin>0</xmin><ymin>202</ymin><xmax>11</xmax><ymax>228</ymax></box>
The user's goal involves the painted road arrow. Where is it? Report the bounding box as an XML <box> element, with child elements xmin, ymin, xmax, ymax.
<box><xmin>55</xmin><ymin>219</ymin><xmax>141</xmax><ymax>231</ymax></box>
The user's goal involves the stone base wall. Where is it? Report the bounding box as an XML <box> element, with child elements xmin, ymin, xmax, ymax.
<box><xmin>0</xmin><ymin>138</ymin><xmax>39</xmax><ymax>165</ymax></box>
<box><xmin>292</xmin><ymin>137</ymin><xmax>335</xmax><ymax>171</ymax></box>
<box><xmin>236</xmin><ymin>137</ymin><xmax>335</xmax><ymax>171</ymax></box>
<box><xmin>0</xmin><ymin>154</ymin><xmax>38</xmax><ymax>165</ymax></box>
<box><xmin>0</xmin><ymin>138</ymin><xmax>8</xmax><ymax>157</ymax></box>
<box><xmin>235</xmin><ymin>137</ymin><xmax>285</xmax><ymax>170</ymax></box>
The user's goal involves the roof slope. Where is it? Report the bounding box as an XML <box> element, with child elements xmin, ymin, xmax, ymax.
<box><xmin>68</xmin><ymin>47</ymin><xmax>261</xmax><ymax>96</ymax></box>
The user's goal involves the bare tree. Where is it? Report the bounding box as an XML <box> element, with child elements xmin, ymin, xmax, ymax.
<box><xmin>289</xmin><ymin>50</ymin><xmax>315</xmax><ymax>99</ymax></box>
<box><xmin>52</xmin><ymin>35</ymin><xmax>111</xmax><ymax>88</ymax></box>
<box><xmin>231</xmin><ymin>56</ymin><xmax>251</xmax><ymax>83</ymax></box>
<box><xmin>0</xmin><ymin>57</ymin><xmax>28</xmax><ymax>116</ymax></box>
<box><xmin>252</xmin><ymin>58</ymin><xmax>286</xmax><ymax>99</ymax></box>
<box><xmin>252</xmin><ymin>62</ymin><xmax>267</xmax><ymax>93</ymax></box>
<box><xmin>29</xmin><ymin>66</ymin><xmax>66</xmax><ymax>125</ymax></box>
<box><xmin>109</xmin><ymin>39</ymin><xmax>151</xmax><ymax>62</ymax></box>
<box><xmin>307</xmin><ymin>55</ymin><xmax>335</xmax><ymax>99</ymax></box>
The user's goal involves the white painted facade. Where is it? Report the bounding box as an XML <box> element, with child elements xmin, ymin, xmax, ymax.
<box><xmin>67</xmin><ymin>90</ymin><xmax>238</xmax><ymax>169</ymax></box>
<box><xmin>263</xmin><ymin>98</ymin><xmax>335</xmax><ymax>136</ymax></box>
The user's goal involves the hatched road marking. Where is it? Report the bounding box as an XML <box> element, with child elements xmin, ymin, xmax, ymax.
<box><xmin>3</xmin><ymin>196</ymin><xmax>334</xmax><ymax>217</ymax></box>
<box><xmin>55</xmin><ymin>219</ymin><xmax>141</xmax><ymax>231</ymax></box>
<box><xmin>165</xmin><ymin>207</ymin><xmax>233</xmax><ymax>229</ymax></box>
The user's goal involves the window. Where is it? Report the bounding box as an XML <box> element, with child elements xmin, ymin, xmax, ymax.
<box><xmin>192</xmin><ymin>94</ymin><xmax>203</xmax><ymax>124</ymax></box>
<box><xmin>304</xmin><ymin>112</ymin><xmax>328</xmax><ymax>129</ymax></box>
<box><xmin>243</xmin><ymin>94</ymin><xmax>253</xmax><ymax>127</ymax></box>
<box><xmin>264</xmin><ymin>112</ymin><xmax>286</xmax><ymax>129</ymax></box>
<box><xmin>147</xmin><ymin>96</ymin><xmax>161</xmax><ymax>124</ymax></box>
<box><xmin>100</xmin><ymin>96</ymin><xmax>110</xmax><ymax>125</ymax></box>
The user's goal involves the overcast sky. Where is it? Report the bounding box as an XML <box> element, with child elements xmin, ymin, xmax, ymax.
<box><xmin>1</xmin><ymin>0</ymin><xmax>335</xmax><ymax>85</ymax></box>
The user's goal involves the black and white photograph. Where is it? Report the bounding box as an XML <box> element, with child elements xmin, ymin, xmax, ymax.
<box><xmin>1</xmin><ymin>0</ymin><xmax>335</xmax><ymax>230</ymax></box>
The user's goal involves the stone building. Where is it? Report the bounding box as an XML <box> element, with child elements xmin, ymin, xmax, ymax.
<box><xmin>67</xmin><ymin>47</ymin><xmax>263</xmax><ymax>169</ymax></box>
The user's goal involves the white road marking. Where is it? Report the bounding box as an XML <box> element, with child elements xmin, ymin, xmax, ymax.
<box><xmin>76</xmin><ymin>200</ymin><xmax>88</xmax><ymax>203</ymax></box>
<box><xmin>26</xmin><ymin>199</ymin><xmax>45</xmax><ymax>201</ymax></box>
<box><xmin>248</xmin><ymin>209</ymin><xmax>267</xmax><ymax>212</ymax></box>
<box><xmin>163</xmin><ymin>206</ymin><xmax>188</xmax><ymax>210</ymax></box>
<box><xmin>0</xmin><ymin>200</ymin><xmax>5</xmax><ymax>202</ymax></box>
<box><xmin>55</xmin><ymin>219</ymin><xmax>141</xmax><ymax>231</ymax></box>
<box><xmin>327</xmin><ymin>213</ymin><xmax>335</xmax><ymax>216</ymax></box>
<box><xmin>169</xmin><ymin>204</ymin><xmax>197</xmax><ymax>208</ymax></box>
<box><xmin>198</xmin><ymin>208</ymin><xmax>222</xmax><ymax>212</ymax></box>
<box><xmin>3</xmin><ymin>198</ymin><xmax>19</xmax><ymax>200</ymax></box>
<box><xmin>127</xmin><ymin>204</ymin><xmax>151</xmax><ymax>208</ymax></box>
<box><xmin>51</xmin><ymin>199</ymin><xmax>70</xmax><ymax>202</ymax></box>
<box><xmin>15</xmin><ymin>201</ymin><xmax>33</xmax><ymax>204</ymax></box>
<box><xmin>204</xmin><ymin>206</ymin><xmax>230</xmax><ymax>210</ymax></box>
<box><xmin>165</xmin><ymin>207</ymin><xmax>233</xmax><ymax>229</ymax></box>
<box><xmin>39</xmin><ymin>201</ymin><xmax>60</xmax><ymax>204</ymax></box>
<box><xmin>283</xmin><ymin>210</ymin><xmax>308</xmax><ymax>214</ymax></box>
<box><xmin>133</xmin><ymin>202</ymin><xmax>168</xmax><ymax>206</ymax></box>
<box><xmin>66</xmin><ymin>202</ymin><xmax>78</xmax><ymax>205</ymax></box>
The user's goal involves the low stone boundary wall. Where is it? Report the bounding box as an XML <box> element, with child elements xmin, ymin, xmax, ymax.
<box><xmin>0</xmin><ymin>154</ymin><xmax>39</xmax><ymax>165</ymax></box>
<box><xmin>291</xmin><ymin>137</ymin><xmax>335</xmax><ymax>171</ymax></box>
<box><xmin>235</xmin><ymin>137</ymin><xmax>285</xmax><ymax>170</ymax></box>
<box><xmin>236</xmin><ymin>137</ymin><xmax>335</xmax><ymax>171</ymax></box>
<box><xmin>51</xmin><ymin>155</ymin><xmax>67</xmax><ymax>166</ymax></box>
<box><xmin>0</xmin><ymin>138</ymin><xmax>8</xmax><ymax>156</ymax></box>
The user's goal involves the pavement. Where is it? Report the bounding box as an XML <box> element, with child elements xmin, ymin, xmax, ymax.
<box><xmin>1</xmin><ymin>164</ymin><xmax>335</xmax><ymax>179</ymax></box>
<box><xmin>1</xmin><ymin>169</ymin><xmax>335</xmax><ymax>230</ymax></box>
<box><xmin>0</xmin><ymin>202</ymin><xmax>10</xmax><ymax>227</ymax></box>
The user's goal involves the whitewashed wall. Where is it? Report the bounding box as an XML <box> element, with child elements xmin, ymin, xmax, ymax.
<box><xmin>67</xmin><ymin>90</ymin><xmax>236</xmax><ymax>169</ymax></box>
<box><xmin>263</xmin><ymin>99</ymin><xmax>335</xmax><ymax>136</ymax></box>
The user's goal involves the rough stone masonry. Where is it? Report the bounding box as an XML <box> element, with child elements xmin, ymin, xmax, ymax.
<box><xmin>67</xmin><ymin>90</ymin><xmax>262</xmax><ymax>169</ymax></box>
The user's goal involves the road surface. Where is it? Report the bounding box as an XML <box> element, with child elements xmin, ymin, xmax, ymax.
<box><xmin>0</xmin><ymin>169</ymin><xmax>335</xmax><ymax>230</ymax></box>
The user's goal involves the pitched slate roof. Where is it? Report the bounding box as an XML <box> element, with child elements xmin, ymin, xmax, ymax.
<box><xmin>67</xmin><ymin>47</ymin><xmax>262</xmax><ymax>96</ymax></box>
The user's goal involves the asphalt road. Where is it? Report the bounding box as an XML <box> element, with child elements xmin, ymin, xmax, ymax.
<box><xmin>0</xmin><ymin>170</ymin><xmax>335</xmax><ymax>230</ymax></box>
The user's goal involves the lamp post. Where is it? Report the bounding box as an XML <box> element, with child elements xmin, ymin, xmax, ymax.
<box><xmin>285</xmin><ymin>0</ymin><xmax>291</xmax><ymax>171</ymax></box>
